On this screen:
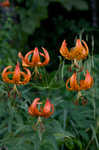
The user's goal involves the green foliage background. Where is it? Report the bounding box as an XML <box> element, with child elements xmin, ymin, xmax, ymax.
<box><xmin>0</xmin><ymin>0</ymin><xmax>99</xmax><ymax>150</ymax></box>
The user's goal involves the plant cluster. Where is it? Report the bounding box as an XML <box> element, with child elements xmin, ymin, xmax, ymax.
<box><xmin>0</xmin><ymin>37</ymin><xmax>98</xmax><ymax>150</ymax></box>
<box><xmin>60</xmin><ymin>39</ymin><xmax>93</xmax><ymax>105</ymax></box>
<box><xmin>0</xmin><ymin>0</ymin><xmax>99</xmax><ymax>150</ymax></box>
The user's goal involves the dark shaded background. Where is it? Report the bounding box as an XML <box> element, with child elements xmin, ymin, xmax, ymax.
<box><xmin>0</xmin><ymin>0</ymin><xmax>99</xmax><ymax>70</ymax></box>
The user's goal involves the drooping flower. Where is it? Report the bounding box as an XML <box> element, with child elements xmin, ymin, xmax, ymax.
<box><xmin>42</xmin><ymin>99</ymin><xmax>54</xmax><ymax>118</ymax></box>
<box><xmin>66</xmin><ymin>70</ymin><xmax>93</xmax><ymax>91</ymax></box>
<box><xmin>0</xmin><ymin>0</ymin><xmax>10</xmax><ymax>7</ymax></box>
<box><xmin>2</xmin><ymin>62</ymin><xmax>31</xmax><ymax>85</ymax></box>
<box><xmin>18</xmin><ymin>47</ymin><xmax>50</xmax><ymax>68</ymax></box>
<box><xmin>60</xmin><ymin>39</ymin><xmax>89</xmax><ymax>60</ymax></box>
<box><xmin>28</xmin><ymin>98</ymin><xmax>54</xmax><ymax>118</ymax></box>
<box><xmin>79</xmin><ymin>70</ymin><xmax>94</xmax><ymax>90</ymax></box>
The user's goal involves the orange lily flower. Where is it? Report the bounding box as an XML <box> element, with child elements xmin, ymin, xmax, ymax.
<box><xmin>18</xmin><ymin>47</ymin><xmax>50</xmax><ymax>67</ymax></box>
<box><xmin>60</xmin><ymin>39</ymin><xmax>89</xmax><ymax>60</ymax></box>
<box><xmin>80</xmin><ymin>70</ymin><xmax>94</xmax><ymax>90</ymax></box>
<box><xmin>2</xmin><ymin>62</ymin><xmax>31</xmax><ymax>85</ymax></box>
<box><xmin>0</xmin><ymin>0</ymin><xmax>10</xmax><ymax>7</ymax></box>
<box><xmin>28</xmin><ymin>98</ymin><xmax>54</xmax><ymax>118</ymax></box>
<box><xmin>66</xmin><ymin>70</ymin><xmax>93</xmax><ymax>91</ymax></box>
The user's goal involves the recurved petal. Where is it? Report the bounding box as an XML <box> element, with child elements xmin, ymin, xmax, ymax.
<box><xmin>75</xmin><ymin>39</ymin><xmax>82</xmax><ymax>48</ymax></box>
<box><xmin>25</xmin><ymin>50</ymin><xmax>33</xmax><ymax>65</ymax></box>
<box><xmin>70</xmin><ymin>73</ymin><xmax>77</xmax><ymax>88</ymax></box>
<box><xmin>40</xmin><ymin>47</ymin><xmax>50</xmax><ymax>66</ymax></box>
<box><xmin>83</xmin><ymin>70</ymin><xmax>93</xmax><ymax>90</ymax></box>
<box><xmin>19</xmin><ymin>68</ymin><xmax>31</xmax><ymax>85</ymax></box>
<box><xmin>43</xmin><ymin>99</ymin><xmax>52</xmax><ymax>114</ymax></box>
<box><xmin>46</xmin><ymin>103</ymin><xmax>54</xmax><ymax>118</ymax></box>
<box><xmin>28</xmin><ymin>98</ymin><xmax>42</xmax><ymax>116</ymax></box>
<box><xmin>2</xmin><ymin>71</ymin><xmax>14</xmax><ymax>84</ymax></box>
<box><xmin>60</xmin><ymin>40</ymin><xmax>70</xmax><ymax>60</ymax></box>
<box><xmin>2</xmin><ymin>66</ymin><xmax>14</xmax><ymax>84</ymax></box>
<box><xmin>66</xmin><ymin>78</ymin><xmax>73</xmax><ymax>91</ymax></box>
<box><xmin>81</xmin><ymin>40</ymin><xmax>89</xmax><ymax>56</ymax></box>
<box><xmin>12</xmin><ymin>62</ymin><xmax>21</xmax><ymax>83</ymax></box>
<box><xmin>66</xmin><ymin>73</ymin><xmax>80</xmax><ymax>91</ymax></box>
<box><xmin>30</xmin><ymin>98</ymin><xmax>40</xmax><ymax>109</ymax></box>
<box><xmin>2</xmin><ymin>65</ymin><xmax>12</xmax><ymax>73</ymax></box>
<box><xmin>43</xmin><ymin>99</ymin><xmax>54</xmax><ymax>118</ymax></box>
<box><xmin>18</xmin><ymin>52</ymin><xmax>29</xmax><ymax>67</ymax></box>
<box><xmin>32</xmin><ymin>47</ymin><xmax>41</xmax><ymax>66</ymax></box>
<box><xmin>76</xmin><ymin>39</ymin><xmax>89</xmax><ymax>55</ymax></box>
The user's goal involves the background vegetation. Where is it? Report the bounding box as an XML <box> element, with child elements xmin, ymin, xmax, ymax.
<box><xmin>0</xmin><ymin>0</ymin><xmax>99</xmax><ymax>150</ymax></box>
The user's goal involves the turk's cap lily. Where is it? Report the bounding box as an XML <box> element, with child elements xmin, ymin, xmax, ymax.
<box><xmin>66</xmin><ymin>70</ymin><xmax>93</xmax><ymax>91</ymax></box>
<box><xmin>28</xmin><ymin>98</ymin><xmax>42</xmax><ymax>116</ymax></box>
<box><xmin>60</xmin><ymin>40</ymin><xmax>70</xmax><ymax>59</ymax></box>
<box><xmin>2</xmin><ymin>62</ymin><xmax>31</xmax><ymax>85</ymax></box>
<box><xmin>18</xmin><ymin>47</ymin><xmax>50</xmax><ymax>67</ymax></box>
<box><xmin>28</xmin><ymin>98</ymin><xmax>54</xmax><ymax>118</ymax></box>
<box><xmin>42</xmin><ymin>99</ymin><xmax>54</xmax><ymax>118</ymax></box>
<box><xmin>60</xmin><ymin>39</ymin><xmax>89</xmax><ymax>60</ymax></box>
